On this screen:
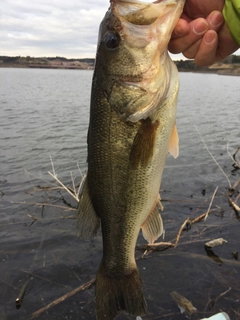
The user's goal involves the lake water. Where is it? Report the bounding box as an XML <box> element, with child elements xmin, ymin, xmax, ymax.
<box><xmin>0</xmin><ymin>68</ymin><xmax>240</xmax><ymax>320</ymax></box>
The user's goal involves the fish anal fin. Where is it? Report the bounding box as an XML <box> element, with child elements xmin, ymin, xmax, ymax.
<box><xmin>168</xmin><ymin>122</ymin><xmax>179</xmax><ymax>159</ymax></box>
<box><xmin>141</xmin><ymin>198</ymin><xmax>164</xmax><ymax>244</ymax></box>
<box><xmin>76</xmin><ymin>176</ymin><xmax>100</xmax><ymax>240</ymax></box>
<box><xmin>95</xmin><ymin>263</ymin><xmax>147</xmax><ymax>319</ymax></box>
<box><xmin>130</xmin><ymin>117</ymin><xmax>159</xmax><ymax>169</ymax></box>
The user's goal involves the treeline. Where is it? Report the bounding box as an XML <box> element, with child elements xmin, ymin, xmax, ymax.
<box><xmin>1</xmin><ymin>54</ymin><xmax>240</xmax><ymax>71</ymax></box>
<box><xmin>175</xmin><ymin>54</ymin><xmax>240</xmax><ymax>71</ymax></box>
<box><xmin>0</xmin><ymin>56</ymin><xmax>95</xmax><ymax>66</ymax></box>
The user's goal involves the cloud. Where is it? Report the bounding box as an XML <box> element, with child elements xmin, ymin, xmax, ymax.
<box><xmin>1</xmin><ymin>0</ymin><xmax>109</xmax><ymax>58</ymax></box>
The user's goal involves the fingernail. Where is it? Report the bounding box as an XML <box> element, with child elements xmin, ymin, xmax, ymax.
<box><xmin>193</xmin><ymin>19</ymin><xmax>208</xmax><ymax>35</ymax></box>
<box><xmin>204</xmin><ymin>31</ymin><xmax>216</xmax><ymax>44</ymax></box>
<box><xmin>209</xmin><ymin>11</ymin><xmax>223</xmax><ymax>27</ymax></box>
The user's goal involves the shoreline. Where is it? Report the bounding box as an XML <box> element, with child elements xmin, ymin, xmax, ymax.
<box><xmin>1</xmin><ymin>65</ymin><xmax>239</xmax><ymax>76</ymax></box>
<box><xmin>1</xmin><ymin>55</ymin><xmax>240</xmax><ymax>75</ymax></box>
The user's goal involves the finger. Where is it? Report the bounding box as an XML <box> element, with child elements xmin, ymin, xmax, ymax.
<box><xmin>168</xmin><ymin>18</ymin><xmax>208</xmax><ymax>54</ymax></box>
<box><xmin>182</xmin><ymin>39</ymin><xmax>202</xmax><ymax>59</ymax></box>
<box><xmin>177</xmin><ymin>11</ymin><xmax>224</xmax><ymax>62</ymax></box>
<box><xmin>194</xmin><ymin>30</ymin><xmax>218</xmax><ymax>66</ymax></box>
<box><xmin>171</xmin><ymin>19</ymin><xmax>190</xmax><ymax>40</ymax></box>
<box><xmin>206</xmin><ymin>10</ymin><xmax>224</xmax><ymax>32</ymax></box>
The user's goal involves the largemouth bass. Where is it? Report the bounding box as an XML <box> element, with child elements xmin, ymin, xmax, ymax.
<box><xmin>77</xmin><ymin>0</ymin><xmax>185</xmax><ymax>318</ymax></box>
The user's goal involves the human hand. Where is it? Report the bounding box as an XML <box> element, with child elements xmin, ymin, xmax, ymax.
<box><xmin>168</xmin><ymin>0</ymin><xmax>240</xmax><ymax>66</ymax></box>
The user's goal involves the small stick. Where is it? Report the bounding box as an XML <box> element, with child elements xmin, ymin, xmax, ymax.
<box><xmin>27</xmin><ymin>214</ymin><xmax>38</xmax><ymax>221</ymax></box>
<box><xmin>232</xmin><ymin>177</ymin><xmax>240</xmax><ymax>191</ymax></box>
<box><xmin>236</xmin><ymin>193</ymin><xmax>240</xmax><ymax>203</ymax></box>
<box><xmin>191</xmin><ymin>209</ymin><xmax>215</xmax><ymax>224</ymax></box>
<box><xmin>233</xmin><ymin>147</ymin><xmax>240</xmax><ymax>167</ymax></box>
<box><xmin>139</xmin><ymin>207</ymin><xmax>217</xmax><ymax>251</ymax></box>
<box><xmin>204</xmin><ymin>187</ymin><xmax>218</xmax><ymax>222</ymax></box>
<box><xmin>77</xmin><ymin>173</ymin><xmax>87</xmax><ymax>198</ymax></box>
<box><xmin>232</xmin><ymin>309</ymin><xmax>240</xmax><ymax>317</ymax></box>
<box><xmin>70</xmin><ymin>171</ymin><xmax>77</xmax><ymax>198</ymax></box>
<box><xmin>48</xmin><ymin>171</ymin><xmax>79</xmax><ymax>202</ymax></box>
<box><xmin>147</xmin><ymin>241</ymin><xmax>175</xmax><ymax>248</ymax></box>
<box><xmin>30</xmin><ymin>278</ymin><xmax>95</xmax><ymax>319</ymax></box>
<box><xmin>50</xmin><ymin>155</ymin><xmax>56</xmax><ymax>176</ymax></box>
<box><xmin>215</xmin><ymin>287</ymin><xmax>231</xmax><ymax>303</ymax></box>
<box><xmin>174</xmin><ymin>219</ymin><xmax>191</xmax><ymax>247</ymax></box>
<box><xmin>228</xmin><ymin>196</ymin><xmax>240</xmax><ymax>212</ymax></box>
<box><xmin>227</xmin><ymin>142</ymin><xmax>240</xmax><ymax>169</ymax></box>
<box><xmin>15</xmin><ymin>277</ymin><xmax>30</xmax><ymax>309</ymax></box>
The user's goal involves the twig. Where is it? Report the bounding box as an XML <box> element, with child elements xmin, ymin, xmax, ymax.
<box><xmin>70</xmin><ymin>171</ymin><xmax>77</xmax><ymax>198</ymax></box>
<box><xmin>48</xmin><ymin>172</ymin><xmax>79</xmax><ymax>202</ymax></box>
<box><xmin>25</xmin><ymin>170</ymin><xmax>59</xmax><ymax>189</ymax></box>
<box><xmin>78</xmin><ymin>173</ymin><xmax>87</xmax><ymax>198</ymax></box>
<box><xmin>215</xmin><ymin>287</ymin><xmax>231</xmax><ymax>303</ymax></box>
<box><xmin>50</xmin><ymin>155</ymin><xmax>56</xmax><ymax>177</ymax></box>
<box><xmin>147</xmin><ymin>241</ymin><xmax>175</xmax><ymax>248</ymax></box>
<box><xmin>228</xmin><ymin>196</ymin><xmax>240</xmax><ymax>212</ymax></box>
<box><xmin>30</xmin><ymin>278</ymin><xmax>95</xmax><ymax>319</ymax></box>
<box><xmin>227</xmin><ymin>142</ymin><xmax>240</xmax><ymax>169</ymax></box>
<box><xmin>15</xmin><ymin>277</ymin><xmax>30</xmax><ymax>309</ymax></box>
<box><xmin>191</xmin><ymin>209</ymin><xmax>215</xmax><ymax>223</ymax></box>
<box><xmin>233</xmin><ymin>147</ymin><xmax>240</xmax><ymax>168</ymax></box>
<box><xmin>236</xmin><ymin>193</ymin><xmax>240</xmax><ymax>203</ymax></box>
<box><xmin>27</xmin><ymin>214</ymin><xmax>38</xmax><ymax>226</ymax></box>
<box><xmin>231</xmin><ymin>308</ymin><xmax>240</xmax><ymax>317</ymax></box>
<box><xmin>205</xmin><ymin>287</ymin><xmax>232</xmax><ymax>311</ymax></box>
<box><xmin>232</xmin><ymin>177</ymin><xmax>240</xmax><ymax>191</ymax></box>
<box><xmin>195</xmin><ymin>126</ymin><xmax>231</xmax><ymax>188</ymax></box>
<box><xmin>139</xmin><ymin>205</ymin><xmax>217</xmax><ymax>251</ymax></box>
<box><xmin>174</xmin><ymin>218</ymin><xmax>191</xmax><ymax>247</ymax></box>
<box><xmin>204</xmin><ymin>187</ymin><xmax>218</xmax><ymax>222</ymax></box>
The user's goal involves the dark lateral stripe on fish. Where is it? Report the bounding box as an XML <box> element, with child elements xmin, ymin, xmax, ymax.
<box><xmin>129</xmin><ymin>118</ymin><xmax>159</xmax><ymax>169</ymax></box>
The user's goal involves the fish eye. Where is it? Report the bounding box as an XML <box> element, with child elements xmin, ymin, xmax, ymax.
<box><xmin>103</xmin><ymin>32</ymin><xmax>120</xmax><ymax>50</ymax></box>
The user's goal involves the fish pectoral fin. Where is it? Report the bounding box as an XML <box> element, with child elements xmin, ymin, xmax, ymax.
<box><xmin>141</xmin><ymin>198</ymin><xmax>164</xmax><ymax>244</ymax></box>
<box><xmin>168</xmin><ymin>122</ymin><xmax>179</xmax><ymax>159</ymax></box>
<box><xmin>76</xmin><ymin>175</ymin><xmax>100</xmax><ymax>240</ymax></box>
<box><xmin>130</xmin><ymin>117</ymin><xmax>159</xmax><ymax>169</ymax></box>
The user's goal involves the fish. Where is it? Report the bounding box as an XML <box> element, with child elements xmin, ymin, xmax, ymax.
<box><xmin>77</xmin><ymin>0</ymin><xmax>185</xmax><ymax>318</ymax></box>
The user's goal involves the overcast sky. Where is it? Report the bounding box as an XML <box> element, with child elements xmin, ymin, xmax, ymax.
<box><xmin>1</xmin><ymin>0</ymin><xmax>239</xmax><ymax>59</ymax></box>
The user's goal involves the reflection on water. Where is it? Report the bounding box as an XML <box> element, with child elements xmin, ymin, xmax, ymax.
<box><xmin>0</xmin><ymin>68</ymin><xmax>239</xmax><ymax>319</ymax></box>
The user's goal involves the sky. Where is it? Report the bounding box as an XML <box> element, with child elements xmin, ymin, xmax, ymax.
<box><xmin>1</xmin><ymin>0</ymin><xmax>239</xmax><ymax>60</ymax></box>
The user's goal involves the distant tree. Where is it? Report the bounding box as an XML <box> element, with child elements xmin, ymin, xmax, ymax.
<box><xmin>232</xmin><ymin>55</ymin><xmax>240</xmax><ymax>63</ymax></box>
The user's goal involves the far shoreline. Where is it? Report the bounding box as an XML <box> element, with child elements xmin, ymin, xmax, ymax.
<box><xmin>1</xmin><ymin>54</ymin><xmax>240</xmax><ymax>76</ymax></box>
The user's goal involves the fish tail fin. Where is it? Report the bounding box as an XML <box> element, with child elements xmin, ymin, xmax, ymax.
<box><xmin>95</xmin><ymin>263</ymin><xmax>147</xmax><ymax>320</ymax></box>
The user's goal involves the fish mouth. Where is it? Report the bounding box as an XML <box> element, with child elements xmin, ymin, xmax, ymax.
<box><xmin>111</xmin><ymin>0</ymin><xmax>180</xmax><ymax>25</ymax></box>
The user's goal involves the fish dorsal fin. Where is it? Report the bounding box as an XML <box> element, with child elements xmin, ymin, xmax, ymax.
<box><xmin>141</xmin><ymin>198</ymin><xmax>164</xmax><ymax>244</ymax></box>
<box><xmin>169</xmin><ymin>122</ymin><xmax>179</xmax><ymax>159</ymax></box>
